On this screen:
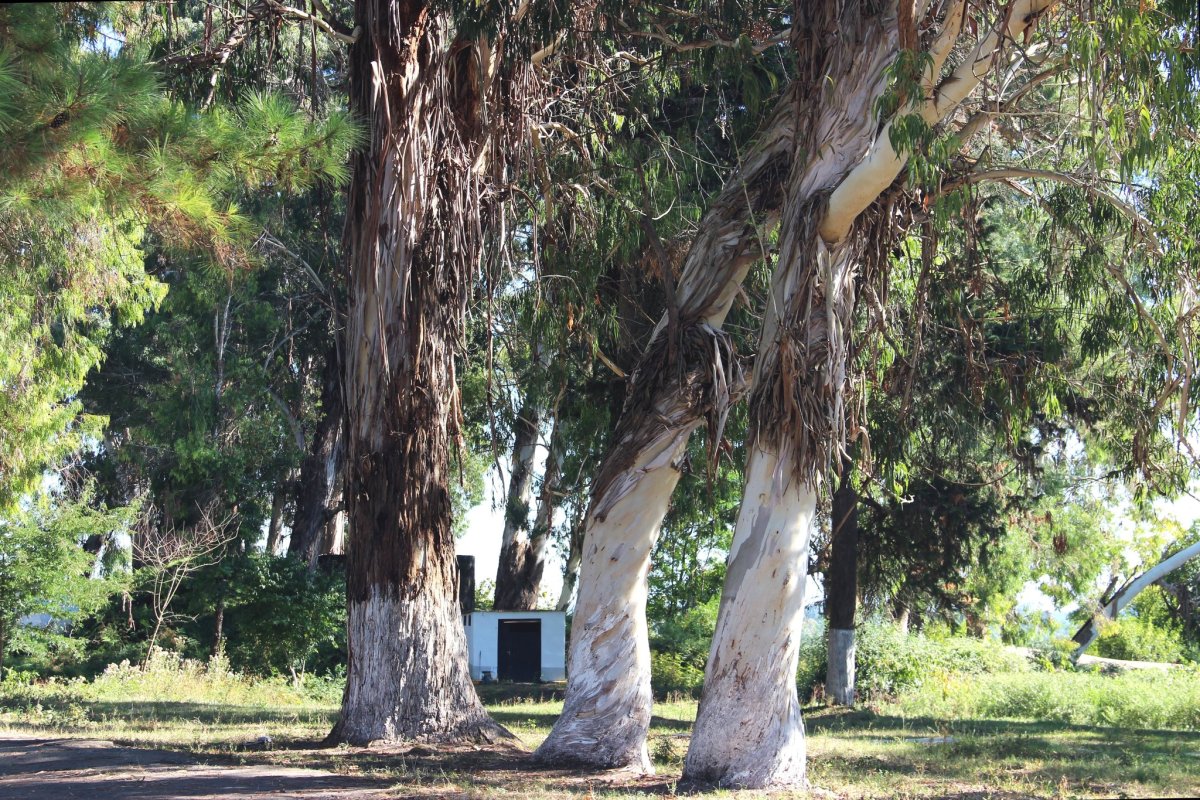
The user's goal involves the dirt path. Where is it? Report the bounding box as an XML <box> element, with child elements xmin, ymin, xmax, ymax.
<box><xmin>0</xmin><ymin>733</ymin><xmax>397</xmax><ymax>799</ymax></box>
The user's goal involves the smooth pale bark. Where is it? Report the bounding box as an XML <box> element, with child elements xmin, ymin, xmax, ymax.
<box><xmin>684</xmin><ymin>230</ymin><xmax>860</xmax><ymax>787</ymax></box>
<box><xmin>332</xmin><ymin>0</ymin><xmax>504</xmax><ymax>745</ymax></box>
<box><xmin>534</xmin><ymin>94</ymin><xmax>796</xmax><ymax>770</ymax></box>
<box><xmin>1073</xmin><ymin>537</ymin><xmax>1200</xmax><ymax>657</ymax></box>
<box><xmin>494</xmin><ymin>400</ymin><xmax>541</xmax><ymax>609</ymax></box>
<box><xmin>684</xmin><ymin>443</ymin><xmax>817</xmax><ymax>787</ymax></box>
<box><xmin>684</xmin><ymin>0</ymin><xmax>1057</xmax><ymax>787</ymax></box>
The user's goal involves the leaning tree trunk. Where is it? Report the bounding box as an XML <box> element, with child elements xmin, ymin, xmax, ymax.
<box><xmin>1072</xmin><ymin>537</ymin><xmax>1200</xmax><ymax>657</ymax></box>
<box><xmin>825</xmin><ymin>453</ymin><xmax>860</xmax><ymax>706</ymax></box>
<box><xmin>330</xmin><ymin>0</ymin><xmax>506</xmax><ymax>745</ymax></box>
<box><xmin>537</xmin><ymin>0</ymin><xmax>918</xmax><ymax>768</ymax></box>
<box><xmin>533</xmin><ymin>92</ymin><xmax>797</xmax><ymax>772</ymax></box>
<box><xmin>493</xmin><ymin>398</ymin><xmax>542</xmax><ymax>609</ymax></box>
<box><xmin>684</xmin><ymin>0</ymin><xmax>1055</xmax><ymax>786</ymax></box>
<box><xmin>684</xmin><ymin>209</ymin><xmax>866</xmax><ymax>787</ymax></box>
<box><xmin>290</xmin><ymin>343</ymin><xmax>344</xmax><ymax>570</ymax></box>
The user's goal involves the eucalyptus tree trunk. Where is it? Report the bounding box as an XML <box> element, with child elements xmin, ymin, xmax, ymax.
<box><xmin>685</xmin><ymin>0</ymin><xmax>1055</xmax><ymax>787</ymax></box>
<box><xmin>265</xmin><ymin>479</ymin><xmax>289</xmax><ymax>555</ymax></box>
<box><xmin>826</xmin><ymin>454</ymin><xmax>860</xmax><ymax>706</ymax></box>
<box><xmin>493</xmin><ymin>400</ymin><xmax>542</xmax><ymax>609</ymax></box>
<box><xmin>330</xmin><ymin>0</ymin><xmax>505</xmax><ymax>745</ymax></box>
<box><xmin>497</xmin><ymin>407</ymin><xmax>565</xmax><ymax>610</ymax></box>
<box><xmin>290</xmin><ymin>344</ymin><xmax>344</xmax><ymax>570</ymax></box>
<box><xmin>536</xmin><ymin>0</ymin><xmax>917</xmax><ymax>768</ymax></box>
<box><xmin>534</xmin><ymin>93</ymin><xmax>796</xmax><ymax>772</ymax></box>
<box><xmin>555</xmin><ymin>497</ymin><xmax>586</xmax><ymax>612</ymax></box>
<box><xmin>683</xmin><ymin>221</ymin><xmax>865</xmax><ymax>788</ymax></box>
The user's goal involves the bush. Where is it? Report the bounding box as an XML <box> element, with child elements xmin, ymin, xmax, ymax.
<box><xmin>219</xmin><ymin>554</ymin><xmax>346</xmax><ymax>677</ymax></box>
<box><xmin>796</xmin><ymin>618</ymin><xmax>1028</xmax><ymax>702</ymax></box>
<box><xmin>1093</xmin><ymin>617</ymin><xmax>1185</xmax><ymax>664</ymax></box>
<box><xmin>650</xmin><ymin>651</ymin><xmax>705</xmax><ymax>699</ymax></box>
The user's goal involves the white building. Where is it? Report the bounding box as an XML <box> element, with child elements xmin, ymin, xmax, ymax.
<box><xmin>463</xmin><ymin>610</ymin><xmax>566</xmax><ymax>682</ymax></box>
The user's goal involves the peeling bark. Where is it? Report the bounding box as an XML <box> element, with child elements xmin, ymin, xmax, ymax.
<box><xmin>332</xmin><ymin>0</ymin><xmax>506</xmax><ymax>745</ymax></box>
<box><xmin>684</xmin><ymin>0</ymin><xmax>1055</xmax><ymax>786</ymax></box>
<box><xmin>539</xmin><ymin>0</ymin><xmax>911</xmax><ymax>763</ymax></box>
<box><xmin>494</xmin><ymin>399</ymin><xmax>542</xmax><ymax>609</ymax></box>
<box><xmin>533</xmin><ymin>91</ymin><xmax>794</xmax><ymax>767</ymax></box>
<box><xmin>684</xmin><ymin>230</ymin><xmax>864</xmax><ymax>788</ymax></box>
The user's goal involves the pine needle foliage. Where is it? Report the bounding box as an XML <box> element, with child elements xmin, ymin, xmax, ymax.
<box><xmin>0</xmin><ymin>4</ymin><xmax>356</xmax><ymax>510</ymax></box>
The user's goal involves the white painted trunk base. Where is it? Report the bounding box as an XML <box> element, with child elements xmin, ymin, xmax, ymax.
<box><xmin>534</xmin><ymin>436</ymin><xmax>689</xmax><ymax>772</ymax></box>
<box><xmin>683</xmin><ymin>445</ymin><xmax>817</xmax><ymax>788</ymax></box>
<box><xmin>336</xmin><ymin>585</ymin><xmax>499</xmax><ymax>744</ymax></box>
<box><xmin>826</xmin><ymin>627</ymin><xmax>856</xmax><ymax>706</ymax></box>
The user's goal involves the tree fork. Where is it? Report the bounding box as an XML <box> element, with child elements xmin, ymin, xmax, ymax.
<box><xmin>533</xmin><ymin>94</ymin><xmax>796</xmax><ymax>771</ymax></box>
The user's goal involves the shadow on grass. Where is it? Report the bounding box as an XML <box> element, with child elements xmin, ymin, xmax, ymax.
<box><xmin>7</xmin><ymin>697</ymin><xmax>1199</xmax><ymax>797</ymax></box>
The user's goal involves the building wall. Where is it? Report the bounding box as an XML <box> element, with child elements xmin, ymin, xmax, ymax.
<box><xmin>463</xmin><ymin>610</ymin><xmax>567</xmax><ymax>682</ymax></box>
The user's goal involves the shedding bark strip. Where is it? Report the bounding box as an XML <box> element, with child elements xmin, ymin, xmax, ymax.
<box><xmin>685</xmin><ymin>0</ymin><xmax>1058</xmax><ymax>787</ymax></box>
<box><xmin>331</xmin><ymin>0</ymin><xmax>512</xmax><ymax>746</ymax></box>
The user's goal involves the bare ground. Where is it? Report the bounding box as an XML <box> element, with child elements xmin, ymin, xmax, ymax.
<box><xmin>0</xmin><ymin>733</ymin><xmax>396</xmax><ymax>799</ymax></box>
<box><xmin>0</xmin><ymin>732</ymin><xmax>685</xmax><ymax>800</ymax></box>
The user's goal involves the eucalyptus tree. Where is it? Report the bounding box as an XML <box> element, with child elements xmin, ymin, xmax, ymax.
<box><xmin>490</xmin><ymin>32</ymin><xmax>775</xmax><ymax>610</ymax></box>
<box><xmin>329</xmin><ymin>0</ymin><xmax>603</xmax><ymax>743</ymax></box>
<box><xmin>534</xmin><ymin>5</ymin><xmax>796</xmax><ymax>769</ymax></box>
<box><xmin>683</xmin><ymin>0</ymin><xmax>1200</xmax><ymax>787</ymax></box>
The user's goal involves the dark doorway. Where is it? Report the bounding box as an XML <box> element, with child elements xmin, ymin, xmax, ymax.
<box><xmin>497</xmin><ymin>619</ymin><xmax>541</xmax><ymax>682</ymax></box>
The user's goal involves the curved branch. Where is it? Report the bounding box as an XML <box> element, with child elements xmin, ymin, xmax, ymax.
<box><xmin>820</xmin><ymin>0</ymin><xmax>1057</xmax><ymax>243</ymax></box>
<box><xmin>941</xmin><ymin>167</ymin><xmax>1161</xmax><ymax>256</ymax></box>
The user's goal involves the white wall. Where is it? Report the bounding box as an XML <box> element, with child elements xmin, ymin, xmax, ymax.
<box><xmin>463</xmin><ymin>611</ymin><xmax>566</xmax><ymax>682</ymax></box>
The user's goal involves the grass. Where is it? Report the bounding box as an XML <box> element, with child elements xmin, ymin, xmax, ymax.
<box><xmin>3</xmin><ymin>653</ymin><xmax>1200</xmax><ymax>798</ymax></box>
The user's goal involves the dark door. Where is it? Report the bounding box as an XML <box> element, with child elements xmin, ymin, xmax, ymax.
<box><xmin>497</xmin><ymin>619</ymin><xmax>541</xmax><ymax>682</ymax></box>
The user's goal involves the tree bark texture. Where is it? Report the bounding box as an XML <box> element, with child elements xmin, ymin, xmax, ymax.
<box><xmin>540</xmin><ymin>0</ymin><xmax>925</xmax><ymax>769</ymax></box>
<box><xmin>497</xmin><ymin>406</ymin><xmax>564</xmax><ymax>610</ymax></box>
<box><xmin>826</xmin><ymin>454</ymin><xmax>859</xmax><ymax>706</ymax></box>
<box><xmin>534</xmin><ymin>93</ymin><xmax>797</xmax><ymax>771</ymax></box>
<box><xmin>331</xmin><ymin>0</ymin><xmax>505</xmax><ymax>745</ymax></box>
<box><xmin>683</xmin><ymin>445</ymin><xmax>818</xmax><ymax>788</ymax></box>
<box><xmin>290</xmin><ymin>343</ymin><xmax>344</xmax><ymax>570</ymax></box>
<box><xmin>493</xmin><ymin>399</ymin><xmax>541</xmax><ymax>609</ymax></box>
<box><xmin>685</xmin><ymin>0</ymin><xmax>1054</xmax><ymax>785</ymax></box>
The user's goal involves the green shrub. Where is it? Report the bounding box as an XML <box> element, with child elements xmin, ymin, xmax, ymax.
<box><xmin>650</xmin><ymin>651</ymin><xmax>705</xmax><ymax>699</ymax></box>
<box><xmin>796</xmin><ymin>618</ymin><xmax>1028</xmax><ymax>701</ymax></box>
<box><xmin>1093</xmin><ymin>617</ymin><xmax>1184</xmax><ymax>664</ymax></box>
